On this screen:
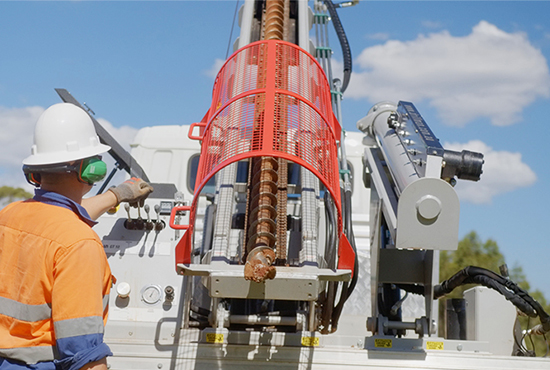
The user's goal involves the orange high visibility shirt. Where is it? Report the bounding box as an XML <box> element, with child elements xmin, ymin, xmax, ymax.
<box><xmin>0</xmin><ymin>198</ymin><xmax>112</xmax><ymax>367</ymax></box>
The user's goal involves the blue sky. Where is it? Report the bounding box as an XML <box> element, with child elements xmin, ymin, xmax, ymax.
<box><xmin>1</xmin><ymin>1</ymin><xmax>549</xmax><ymax>298</ymax></box>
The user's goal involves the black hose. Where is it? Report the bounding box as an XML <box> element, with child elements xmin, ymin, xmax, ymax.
<box><xmin>320</xmin><ymin>281</ymin><xmax>336</xmax><ymax>334</ymax></box>
<box><xmin>330</xmin><ymin>281</ymin><xmax>349</xmax><ymax>333</ymax></box>
<box><xmin>343</xmin><ymin>189</ymin><xmax>358</xmax><ymax>296</ymax></box>
<box><xmin>434</xmin><ymin>266</ymin><xmax>550</xmax><ymax>333</ymax></box>
<box><xmin>329</xmin><ymin>188</ymin><xmax>359</xmax><ymax>332</ymax></box>
<box><xmin>321</xmin><ymin>193</ymin><xmax>337</xmax><ymax>333</ymax></box>
<box><xmin>397</xmin><ymin>283</ymin><xmax>425</xmax><ymax>296</ymax></box>
<box><xmin>324</xmin><ymin>191</ymin><xmax>337</xmax><ymax>269</ymax></box>
<box><xmin>190</xmin><ymin>304</ymin><xmax>211</xmax><ymax>318</ymax></box>
<box><xmin>473</xmin><ymin>274</ymin><xmax>537</xmax><ymax>317</ymax></box>
<box><xmin>324</xmin><ymin>0</ymin><xmax>352</xmax><ymax>93</ymax></box>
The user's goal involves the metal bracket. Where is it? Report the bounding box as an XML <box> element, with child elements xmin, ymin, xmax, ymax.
<box><xmin>177</xmin><ymin>264</ymin><xmax>350</xmax><ymax>301</ymax></box>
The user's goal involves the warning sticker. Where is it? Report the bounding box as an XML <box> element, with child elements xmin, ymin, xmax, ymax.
<box><xmin>374</xmin><ymin>339</ymin><xmax>392</xmax><ymax>348</ymax></box>
<box><xmin>426</xmin><ymin>341</ymin><xmax>444</xmax><ymax>350</ymax></box>
<box><xmin>301</xmin><ymin>336</ymin><xmax>320</xmax><ymax>347</ymax></box>
<box><xmin>205</xmin><ymin>333</ymin><xmax>224</xmax><ymax>344</ymax></box>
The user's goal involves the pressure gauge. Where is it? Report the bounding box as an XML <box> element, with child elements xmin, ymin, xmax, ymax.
<box><xmin>140</xmin><ymin>285</ymin><xmax>163</xmax><ymax>305</ymax></box>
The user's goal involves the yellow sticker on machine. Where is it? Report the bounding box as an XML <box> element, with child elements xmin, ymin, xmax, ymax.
<box><xmin>301</xmin><ymin>336</ymin><xmax>320</xmax><ymax>347</ymax></box>
<box><xmin>426</xmin><ymin>341</ymin><xmax>444</xmax><ymax>350</ymax></box>
<box><xmin>374</xmin><ymin>339</ymin><xmax>392</xmax><ymax>348</ymax></box>
<box><xmin>205</xmin><ymin>333</ymin><xmax>224</xmax><ymax>344</ymax></box>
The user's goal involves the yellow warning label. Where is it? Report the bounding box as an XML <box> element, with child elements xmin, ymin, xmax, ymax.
<box><xmin>301</xmin><ymin>336</ymin><xmax>320</xmax><ymax>347</ymax></box>
<box><xmin>205</xmin><ymin>333</ymin><xmax>224</xmax><ymax>344</ymax></box>
<box><xmin>374</xmin><ymin>339</ymin><xmax>392</xmax><ymax>348</ymax></box>
<box><xmin>426</xmin><ymin>341</ymin><xmax>444</xmax><ymax>350</ymax></box>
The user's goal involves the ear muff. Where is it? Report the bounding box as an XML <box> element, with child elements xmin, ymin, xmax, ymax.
<box><xmin>79</xmin><ymin>157</ymin><xmax>107</xmax><ymax>184</ymax></box>
<box><xmin>22</xmin><ymin>156</ymin><xmax>107</xmax><ymax>186</ymax></box>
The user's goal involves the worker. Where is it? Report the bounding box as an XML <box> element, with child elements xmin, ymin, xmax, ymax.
<box><xmin>0</xmin><ymin>103</ymin><xmax>153</xmax><ymax>370</ymax></box>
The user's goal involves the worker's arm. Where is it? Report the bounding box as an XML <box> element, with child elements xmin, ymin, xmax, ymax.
<box><xmin>52</xmin><ymin>237</ymin><xmax>113</xmax><ymax>370</ymax></box>
<box><xmin>82</xmin><ymin>191</ymin><xmax>118</xmax><ymax>221</ymax></box>
<box><xmin>80</xmin><ymin>358</ymin><xmax>108</xmax><ymax>370</ymax></box>
<box><xmin>82</xmin><ymin>178</ymin><xmax>154</xmax><ymax>220</ymax></box>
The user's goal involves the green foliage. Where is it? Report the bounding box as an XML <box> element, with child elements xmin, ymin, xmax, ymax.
<box><xmin>439</xmin><ymin>232</ymin><xmax>550</xmax><ymax>356</ymax></box>
<box><xmin>0</xmin><ymin>186</ymin><xmax>32</xmax><ymax>204</ymax></box>
<box><xmin>440</xmin><ymin>231</ymin><xmax>506</xmax><ymax>299</ymax></box>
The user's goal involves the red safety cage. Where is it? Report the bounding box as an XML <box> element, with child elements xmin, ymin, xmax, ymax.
<box><xmin>175</xmin><ymin>40</ymin><xmax>347</xmax><ymax>267</ymax></box>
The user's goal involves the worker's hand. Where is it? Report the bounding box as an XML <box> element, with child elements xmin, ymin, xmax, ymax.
<box><xmin>109</xmin><ymin>177</ymin><xmax>154</xmax><ymax>207</ymax></box>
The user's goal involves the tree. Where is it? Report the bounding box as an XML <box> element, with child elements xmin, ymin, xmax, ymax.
<box><xmin>0</xmin><ymin>186</ymin><xmax>32</xmax><ymax>208</ymax></box>
<box><xmin>439</xmin><ymin>232</ymin><xmax>549</xmax><ymax>356</ymax></box>
<box><xmin>440</xmin><ymin>231</ymin><xmax>506</xmax><ymax>299</ymax></box>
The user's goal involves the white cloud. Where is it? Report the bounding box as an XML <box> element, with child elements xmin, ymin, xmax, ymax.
<box><xmin>347</xmin><ymin>21</ymin><xmax>550</xmax><ymax>126</ymax></box>
<box><xmin>96</xmin><ymin>118</ymin><xmax>138</xmax><ymax>151</ymax></box>
<box><xmin>0</xmin><ymin>106</ymin><xmax>44</xmax><ymax>189</ymax></box>
<box><xmin>444</xmin><ymin>140</ymin><xmax>537</xmax><ymax>204</ymax></box>
<box><xmin>0</xmin><ymin>106</ymin><xmax>138</xmax><ymax>191</ymax></box>
<box><xmin>421</xmin><ymin>20</ymin><xmax>443</xmax><ymax>29</ymax></box>
<box><xmin>204</xmin><ymin>58</ymin><xmax>226</xmax><ymax>79</ymax></box>
<box><xmin>365</xmin><ymin>32</ymin><xmax>390</xmax><ymax>41</ymax></box>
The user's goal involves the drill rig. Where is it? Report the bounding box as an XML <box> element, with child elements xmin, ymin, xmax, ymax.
<box><xmin>56</xmin><ymin>0</ymin><xmax>550</xmax><ymax>368</ymax></box>
<box><xmin>172</xmin><ymin>0</ymin><xmax>355</xmax><ymax>335</ymax></box>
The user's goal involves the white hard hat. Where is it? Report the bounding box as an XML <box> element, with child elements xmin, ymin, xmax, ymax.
<box><xmin>23</xmin><ymin>103</ymin><xmax>111</xmax><ymax>166</ymax></box>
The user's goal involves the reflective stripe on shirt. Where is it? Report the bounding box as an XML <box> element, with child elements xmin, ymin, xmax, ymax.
<box><xmin>0</xmin><ymin>346</ymin><xmax>57</xmax><ymax>364</ymax></box>
<box><xmin>0</xmin><ymin>294</ymin><xmax>108</xmax><ymax>324</ymax></box>
<box><xmin>0</xmin><ymin>296</ymin><xmax>51</xmax><ymax>322</ymax></box>
<box><xmin>103</xmin><ymin>294</ymin><xmax>109</xmax><ymax>312</ymax></box>
<box><xmin>54</xmin><ymin>317</ymin><xmax>104</xmax><ymax>340</ymax></box>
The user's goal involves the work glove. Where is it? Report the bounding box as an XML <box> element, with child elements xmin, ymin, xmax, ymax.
<box><xmin>109</xmin><ymin>177</ymin><xmax>154</xmax><ymax>207</ymax></box>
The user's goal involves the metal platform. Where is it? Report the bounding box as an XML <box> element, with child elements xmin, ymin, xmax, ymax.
<box><xmin>177</xmin><ymin>263</ymin><xmax>351</xmax><ymax>301</ymax></box>
<box><xmin>104</xmin><ymin>326</ymin><xmax>550</xmax><ymax>370</ymax></box>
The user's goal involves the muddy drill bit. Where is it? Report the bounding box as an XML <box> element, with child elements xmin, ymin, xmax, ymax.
<box><xmin>245</xmin><ymin>157</ymin><xmax>278</xmax><ymax>282</ymax></box>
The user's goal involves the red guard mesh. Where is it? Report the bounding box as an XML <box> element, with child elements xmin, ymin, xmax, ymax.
<box><xmin>178</xmin><ymin>40</ymin><xmax>343</xmax><ymax>264</ymax></box>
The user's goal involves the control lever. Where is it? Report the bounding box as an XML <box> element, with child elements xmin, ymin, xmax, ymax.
<box><xmin>124</xmin><ymin>203</ymin><xmax>135</xmax><ymax>230</ymax></box>
<box><xmin>134</xmin><ymin>204</ymin><xmax>144</xmax><ymax>230</ymax></box>
<box><xmin>153</xmin><ymin>204</ymin><xmax>164</xmax><ymax>231</ymax></box>
<box><xmin>144</xmin><ymin>204</ymin><xmax>154</xmax><ymax>231</ymax></box>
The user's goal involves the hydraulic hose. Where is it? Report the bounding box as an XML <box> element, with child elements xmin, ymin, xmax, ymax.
<box><xmin>434</xmin><ymin>266</ymin><xmax>550</xmax><ymax>334</ymax></box>
<box><xmin>343</xmin><ymin>188</ymin><xmax>358</xmax><ymax>296</ymax></box>
<box><xmin>329</xmin><ymin>187</ymin><xmax>358</xmax><ymax>332</ymax></box>
<box><xmin>399</xmin><ymin>266</ymin><xmax>550</xmax><ymax>335</ymax></box>
<box><xmin>324</xmin><ymin>0</ymin><xmax>352</xmax><ymax>93</ymax></box>
<box><xmin>323</xmin><ymin>191</ymin><xmax>338</xmax><ymax>269</ymax></box>
<box><xmin>330</xmin><ymin>281</ymin><xmax>349</xmax><ymax>332</ymax></box>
